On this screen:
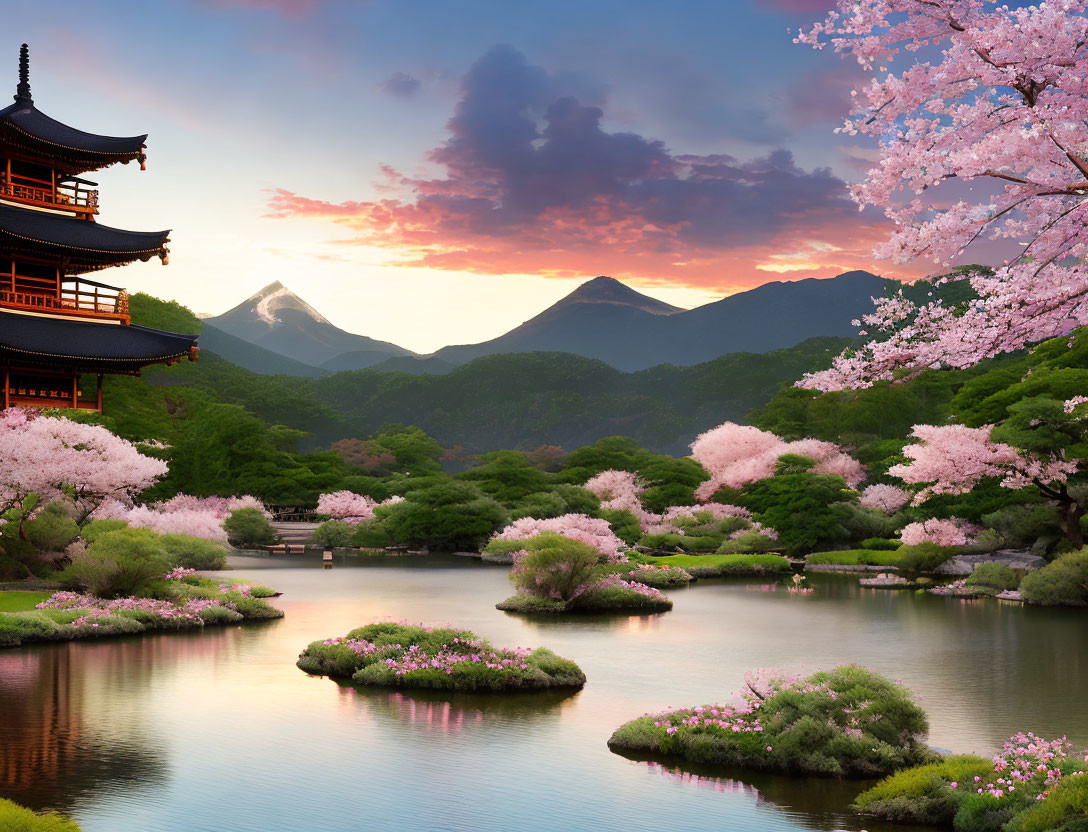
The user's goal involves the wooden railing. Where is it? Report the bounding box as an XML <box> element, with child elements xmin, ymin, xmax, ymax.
<box><xmin>0</xmin><ymin>288</ymin><xmax>129</xmax><ymax>321</ymax></box>
<box><xmin>0</xmin><ymin>178</ymin><xmax>99</xmax><ymax>215</ymax></box>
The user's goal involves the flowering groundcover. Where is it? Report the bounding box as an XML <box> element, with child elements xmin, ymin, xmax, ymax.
<box><xmin>608</xmin><ymin>665</ymin><xmax>935</xmax><ymax>778</ymax></box>
<box><xmin>297</xmin><ymin>621</ymin><xmax>586</xmax><ymax>693</ymax></box>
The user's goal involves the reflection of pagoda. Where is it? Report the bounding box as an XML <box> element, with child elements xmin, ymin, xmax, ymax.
<box><xmin>0</xmin><ymin>45</ymin><xmax>197</xmax><ymax>413</ymax></box>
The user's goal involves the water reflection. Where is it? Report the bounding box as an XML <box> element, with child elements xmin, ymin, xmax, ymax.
<box><xmin>333</xmin><ymin>684</ymin><xmax>581</xmax><ymax>734</ymax></box>
<box><xmin>0</xmin><ymin>639</ymin><xmax>167</xmax><ymax>813</ymax></box>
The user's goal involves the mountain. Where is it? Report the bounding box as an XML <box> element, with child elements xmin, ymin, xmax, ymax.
<box><xmin>197</xmin><ymin>324</ymin><xmax>327</xmax><ymax>378</ymax></box>
<box><xmin>433</xmin><ymin>271</ymin><xmax>888</xmax><ymax>372</ymax></box>
<box><xmin>206</xmin><ymin>282</ymin><xmax>414</xmax><ymax>368</ymax></box>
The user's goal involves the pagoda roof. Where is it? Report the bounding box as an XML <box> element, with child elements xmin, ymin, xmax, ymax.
<box><xmin>0</xmin><ymin>202</ymin><xmax>169</xmax><ymax>273</ymax></box>
<box><xmin>0</xmin><ymin>311</ymin><xmax>197</xmax><ymax>372</ymax></box>
<box><xmin>0</xmin><ymin>46</ymin><xmax>147</xmax><ymax>175</ymax></box>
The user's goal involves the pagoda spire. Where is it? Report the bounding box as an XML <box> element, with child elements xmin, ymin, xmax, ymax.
<box><xmin>14</xmin><ymin>43</ymin><xmax>31</xmax><ymax>104</ymax></box>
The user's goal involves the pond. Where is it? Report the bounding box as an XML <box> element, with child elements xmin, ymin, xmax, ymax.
<box><xmin>2</xmin><ymin>554</ymin><xmax>1087</xmax><ymax>832</ymax></box>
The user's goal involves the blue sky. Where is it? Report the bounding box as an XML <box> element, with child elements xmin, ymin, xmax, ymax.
<box><xmin>3</xmin><ymin>0</ymin><xmax>915</xmax><ymax>352</ymax></box>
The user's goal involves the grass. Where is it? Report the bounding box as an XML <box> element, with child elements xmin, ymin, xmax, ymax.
<box><xmin>0</xmin><ymin>591</ymin><xmax>52</xmax><ymax>612</ymax></box>
<box><xmin>853</xmin><ymin>755</ymin><xmax>992</xmax><ymax>825</ymax></box>
<box><xmin>641</xmin><ymin>553</ymin><xmax>791</xmax><ymax>577</ymax></box>
<box><xmin>497</xmin><ymin>586</ymin><xmax>674</xmax><ymax>614</ymax></box>
<box><xmin>0</xmin><ymin>799</ymin><xmax>83</xmax><ymax>831</ymax></box>
<box><xmin>806</xmin><ymin>549</ymin><xmax>904</xmax><ymax>567</ymax></box>
<box><xmin>297</xmin><ymin>622</ymin><xmax>586</xmax><ymax>692</ymax></box>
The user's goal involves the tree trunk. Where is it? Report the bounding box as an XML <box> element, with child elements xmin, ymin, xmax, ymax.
<box><xmin>1057</xmin><ymin>502</ymin><xmax>1085</xmax><ymax>549</ymax></box>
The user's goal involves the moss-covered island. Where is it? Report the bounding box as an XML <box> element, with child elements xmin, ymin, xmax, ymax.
<box><xmin>0</xmin><ymin>799</ymin><xmax>83</xmax><ymax>832</ymax></box>
<box><xmin>297</xmin><ymin>622</ymin><xmax>586</xmax><ymax>692</ymax></box>
<box><xmin>0</xmin><ymin>574</ymin><xmax>282</xmax><ymax>649</ymax></box>
<box><xmin>853</xmin><ymin>732</ymin><xmax>1088</xmax><ymax>831</ymax></box>
<box><xmin>608</xmin><ymin>665</ymin><xmax>936</xmax><ymax>778</ymax></box>
<box><xmin>491</xmin><ymin>532</ymin><xmax>674</xmax><ymax>614</ymax></box>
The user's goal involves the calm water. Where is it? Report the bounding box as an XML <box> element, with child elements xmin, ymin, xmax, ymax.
<box><xmin>2</xmin><ymin>554</ymin><xmax>1087</xmax><ymax>832</ymax></box>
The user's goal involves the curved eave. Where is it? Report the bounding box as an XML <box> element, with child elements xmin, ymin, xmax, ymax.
<box><xmin>0</xmin><ymin>101</ymin><xmax>147</xmax><ymax>175</ymax></box>
<box><xmin>0</xmin><ymin>315</ymin><xmax>198</xmax><ymax>372</ymax></box>
<box><xmin>0</xmin><ymin>202</ymin><xmax>169</xmax><ymax>273</ymax></box>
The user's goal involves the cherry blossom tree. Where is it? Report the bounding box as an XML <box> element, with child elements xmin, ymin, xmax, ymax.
<box><xmin>491</xmin><ymin>514</ymin><xmax>626</xmax><ymax>561</ymax></box>
<box><xmin>690</xmin><ymin>422</ymin><xmax>865</xmax><ymax>500</ymax></box>
<box><xmin>900</xmin><ymin>517</ymin><xmax>981</xmax><ymax>546</ymax></box>
<box><xmin>0</xmin><ymin>408</ymin><xmax>167</xmax><ymax>523</ymax></box>
<box><xmin>316</xmin><ymin>490</ymin><xmax>379</xmax><ymax>524</ymax></box>
<box><xmin>859</xmin><ymin>483</ymin><xmax>912</xmax><ymax>514</ymax></box>
<box><xmin>796</xmin><ymin>0</ymin><xmax>1088</xmax><ymax>391</ymax></box>
<box><xmin>890</xmin><ymin>398</ymin><xmax>1086</xmax><ymax>544</ymax></box>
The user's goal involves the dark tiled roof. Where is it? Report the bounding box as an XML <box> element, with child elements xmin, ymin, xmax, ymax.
<box><xmin>0</xmin><ymin>202</ymin><xmax>169</xmax><ymax>264</ymax></box>
<box><xmin>0</xmin><ymin>312</ymin><xmax>197</xmax><ymax>366</ymax></box>
<box><xmin>0</xmin><ymin>99</ymin><xmax>146</xmax><ymax>158</ymax></box>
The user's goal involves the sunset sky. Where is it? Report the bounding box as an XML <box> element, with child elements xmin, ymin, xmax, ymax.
<box><xmin>5</xmin><ymin>0</ymin><xmax>941</xmax><ymax>352</ymax></box>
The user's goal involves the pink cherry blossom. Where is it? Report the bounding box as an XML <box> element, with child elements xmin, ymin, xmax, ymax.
<box><xmin>796</xmin><ymin>1</ymin><xmax>1088</xmax><ymax>390</ymax></box>
<box><xmin>859</xmin><ymin>484</ymin><xmax>911</xmax><ymax>514</ymax></box>
<box><xmin>316</xmin><ymin>490</ymin><xmax>379</xmax><ymax>524</ymax></box>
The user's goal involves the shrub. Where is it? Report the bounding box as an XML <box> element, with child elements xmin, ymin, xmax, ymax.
<box><xmin>223</xmin><ymin>507</ymin><xmax>277</xmax><ymax>549</ymax></box>
<box><xmin>1006</xmin><ymin>774</ymin><xmax>1088</xmax><ymax>832</ymax></box>
<box><xmin>609</xmin><ymin>665</ymin><xmax>935</xmax><ymax>778</ymax></box>
<box><xmin>509</xmin><ymin>491</ymin><xmax>566</xmax><ymax>521</ymax></box>
<box><xmin>570</xmin><ymin>582</ymin><xmax>673</xmax><ymax>613</ymax></box>
<box><xmin>221</xmin><ymin>592</ymin><xmax>284</xmax><ymax>619</ymax></box>
<box><xmin>509</xmin><ymin>533</ymin><xmax>602</xmax><ymax>602</ymax></box>
<box><xmin>642</xmin><ymin>532</ymin><xmax>723</xmax><ymax>552</ymax></box>
<box><xmin>0</xmin><ymin>798</ymin><xmax>84</xmax><ymax>831</ymax></box>
<box><xmin>897</xmin><ymin>542</ymin><xmax>957</xmax><ymax>573</ymax></box>
<box><xmin>853</xmin><ymin>755</ymin><xmax>992</xmax><ymax>825</ymax></box>
<box><xmin>0</xmin><ymin>611</ymin><xmax>61</xmax><ymax>647</ymax></box>
<box><xmin>1020</xmin><ymin>548</ymin><xmax>1088</xmax><ymax>606</ymax></box>
<box><xmin>965</xmin><ymin>561</ymin><xmax>1019</xmax><ymax>592</ymax></box>
<box><xmin>600</xmin><ymin>509</ymin><xmax>643</xmax><ymax>545</ymax></box>
<box><xmin>382</xmin><ymin>481</ymin><xmax>509</xmax><ymax>550</ymax></box>
<box><xmin>311</xmin><ymin>520</ymin><xmax>355</xmax><ymax>548</ymax></box>
<box><xmin>716</xmin><ymin>531</ymin><xmax>778</xmax><ymax>554</ymax></box>
<box><xmin>62</xmin><ymin>528</ymin><xmax>170</xmax><ymax>598</ymax></box>
<box><xmin>80</xmin><ymin>518</ymin><xmax>129</xmax><ymax>544</ymax></box>
<box><xmin>862</xmin><ymin>537</ymin><xmax>902</xmax><ymax>551</ymax></box>
<box><xmin>197</xmin><ymin>605</ymin><xmax>244</xmax><ymax>625</ymax></box>
<box><xmin>24</xmin><ymin>501</ymin><xmax>80</xmax><ymax>553</ymax></box>
<box><xmin>642</xmin><ymin>553</ymin><xmax>790</xmax><ymax>577</ymax></box>
<box><xmin>159</xmin><ymin>534</ymin><xmax>227</xmax><ymax>570</ymax></box>
<box><xmin>351</xmin><ymin>522</ymin><xmax>392</xmax><ymax>548</ymax></box>
<box><xmin>297</xmin><ymin>622</ymin><xmax>586</xmax><ymax>692</ymax></box>
<box><xmin>982</xmin><ymin>504</ymin><xmax>1061</xmax><ymax>549</ymax></box>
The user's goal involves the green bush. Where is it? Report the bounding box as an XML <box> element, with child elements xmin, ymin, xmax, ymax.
<box><xmin>24</xmin><ymin>502</ymin><xmax>80</xmax><ymax>553</ymax></box>
<box><xmin>861</xmin><ymin>537</ymin><xmax>902</xmax><ymax>551</ymax></box>
<box><xmin>509</xmin><ymin>491</ymin><xmax>566</xmax><ymax>520</ymax></box>
<box><xmin>1006</xmin><ymin>774</ymin><xmax>1088</xmax><ymax>832</ymax></box>
<box><xmin>982</xmin><ymin>504</ymin><xmax>1061</xmax><ymax>548</ymax></box>
<box><xmin>0</xmin><ymin>611</ymin><xmax>61</xmax><ymax>647</ymax></box>
<box><xmin>569</xmin><ymin>585</ymin><xmax>673</xmax><ymax>613</ymax></box>
<box><xmin>897</xmin><ymin>542</ymin><xmax>957</xmax><ymax>573</ymax></box>
<box><xmin>351</xmin><ymin>522</ymin><xmax>392</xmax><ymax>548</ymax></box>
<box><xmin>600</xmin><ymin>509</ymin><xmax>643</xmax><ymax>545</ymax></box>
<box><xmin>716</xmin><ymin>531</ymin><xmax>778</xmax><ymax>554</ymax></box>
<box><xmin>62</xmin><ymin>528</ymin><xmax>170</xmax><ymax>598</ymax></box>
<box><xmin>80</xmin><ymin>518</ymin><xmax>129</xmax><ymax>544</ymax></box>
<box><xmin>965</xmin><ymin>561</ymin><xmax>1019</xmax><ymax>592</ymax></box>
<box><xmin>609</xmin><ymin>665</ymin><xmax>936</xmax><ymax>778</ymax></box>
<box><xmin>381</xmin><ymin>481</ymin><xmax>508</xmax><ymax>550</ymax></box>
<box><xmin>0</xmin><ymin>553</ymin><xmax>31</xmax><ymax>581</ymax></box>
<box><xmin>853</xmin><ymin>755</ymin><xmax>992</xmax><ymax>825</ymax></box>
<box><xmin>0</xmin><ymin>798</ymin><xmax>84</xmax><ymax>831</ymax></box>
<box><xmin>311</xmin><ymin>520</ymin><xmax>355</xmax><ymax>548</ymax></box>
<box><xmin>642</xmin><ymin>532</ymin><xmax>723</xmax><ymax>552</ymax></box>
<box><xmin>159</xmin><ymin>534</ymin><xmax>227</xmax><ymax>570</ymax></box>
<box><xmin>1020</xmin><ymin>549</ymin><xmax>1088</xmax><ymax>606</ymax></box>
<box><xmin>221</xmin><ymin>592</ymin><xmax>284</xmax><ymax>619</ymax></box>
<box><xmin>297</xmin><ymin>622</ymin><xmax>586</xmax><ymax>692</ymax></box>
<box><xmin>509</xmin><ymin>533</ymin><xmax>601</xmax><ymax>602</ymax></box>
<box><xmin>223</xmin><ymin>508</ymin><xmax>277</xmax><ymax>549</ymax></box>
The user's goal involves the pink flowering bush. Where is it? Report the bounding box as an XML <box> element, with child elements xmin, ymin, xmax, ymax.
<box><xmin>296</xmin><ymin>621</ymin><xmax>586</xmax><ymax>692</ymax></box>
<box><xmin>491</xmin><ymin>513</ymin><xmax>626</xmax><ymax>561</ymax></box>
<box><xmin>900</xmin><ymin>518</ymin><xmax>980</xmax><ymax>547</ymax></box>
<box><xmin>855</xmin><ymin>732</ymin><xmax>1088</xmax><ymax>829</ymax></box>
<box><xmin>609</xmin><ymin>664</ymin><xmax>934</xmax><ymax>777</ymax></box>
<box><xmin>316</xmin><ymin>490</ymin><xmax>378</xmax><ymax>524</ymax></box>
<box><xmin>690</xmin><ymin>421</ymin><xmax>864</xmax><ymax>501</ymax></box>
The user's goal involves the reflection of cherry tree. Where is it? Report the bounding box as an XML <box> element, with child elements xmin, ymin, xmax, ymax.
<box><xmin>797</xmin><ymin>1</ymin><xmax>1088</xmax><ymax>390</ymax></box>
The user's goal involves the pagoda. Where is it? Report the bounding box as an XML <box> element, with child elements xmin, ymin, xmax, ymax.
<box><xmin>0</xmin><ymin>44</ymin><xmax>197</xmax><ymax>413</ymax></box>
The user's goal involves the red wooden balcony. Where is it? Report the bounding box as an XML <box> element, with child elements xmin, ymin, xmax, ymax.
<box><xmin>0</xmin><ymin>174</ymin><xmax>99</xmax><ymax>217</ymax></box>
<box><xmin>0</xmin><ymin>282</ymin><xmax>129</xmax><ymax>322</ymax></box>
